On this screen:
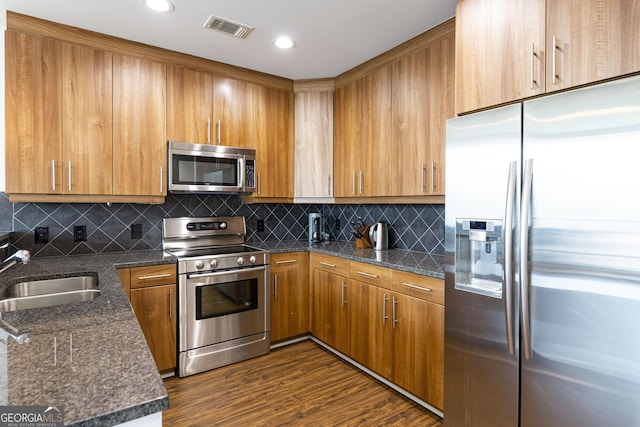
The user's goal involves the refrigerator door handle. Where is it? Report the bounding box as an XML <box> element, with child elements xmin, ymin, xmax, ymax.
<box><xmin>504</xmin><ymin>161</ymin><xmax>517</xmax><ymax>355</ymax></box>
<box><xmin>520</xmin><ymin>158</ymin><xmax>534</xmax><ymax>359</ymax></box>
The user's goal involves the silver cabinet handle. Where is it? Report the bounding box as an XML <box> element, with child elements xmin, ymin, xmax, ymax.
<box><xmin>52</xmin><ymin>160</ymin><xmax>56</xmax><ymax>191</ymax></box>
<box><xmin>421</xmin><ymin>162</ymin><xmax>426</xmax><ymax>191</ymax></box>
<box><xmin>159</xmin><ymin>166</ymin><xmax>163</xmax><ymax>194</ymax></box>
<box><xmin>207</xmin><ymin>118</ymin><xmax>211</xmax><ymax>143</ymax></box>
<box><xmin>327</xmin><ymin>175</ymin><xmax>332</xmax><ymax>196</ymax></box>
<box><xmin>274</xmin><ymin>274</ymin><xmax>278</xmax><ymax>300</ymax></box>
<box><xmin>504</xmin><ymin>161</ymin><xmax>517</xmax><ymax>355</ymax></box>
<box><xmin>68</xmin><ymin>161</ymin><xmax>72</xmax><ymax>192</ymax></box>
<box><xmin>275</xmin><ymin>259</ymin><xmax>297</xmax><ymax>265</ymax></box>
<box><xmin>431</xmin><ymin>162</ymin><xmax>435</xmax><ymax>192</ymax></box>
<box><xmin>217</xmin><ymin>119</ymin><xmax>221</xmax><ymax>144</ymax></box>
<box><xmin>520</xmin><ymin>158</ymin><xmax>534</xmax><ymax>359</ymax></box>
<box><xmin>359</xmin><ymin>170</ymin><xmax>363</xmax><ymax>195</ymax></box>
<box><xmin>356</xmin><ymin>271</ymin><xmax>378</xmax><ymax>279</ymax></box>
<box><xmin>137</xmin><ymin>273</ymin><xmax>172</xmax><ymax>280</ymax></box>
<box><xmin>382</xmin><ymin>293</ymin><xmax>389</xmax><ymax>324</ymax></box>
<box><xmin>319</xmin><ymin>261</ymin><xmax>336</xmax><ymax>268</ymax></box>
<box><xmin>552</xmin><ymin>36</ymin><xmax>557</xmax><ymax>85</ymax></box>
<box><xmin>530</xmin><ymin>43</ymin><xmax>536</xmax><ymax>90</ymax></box>
<box><xmin>257</xmin><ymin>172</ymin><xmax>261</xmax><ymax>195</ymax></box>
<box><xmin>352</xmin><ymin>171</ymin><xmax>356</xmax><ymax>195</ymax></box>
<box><xmin>401</xmin><ymin>282</ymin><xmax>432</xmax><ymax>292</ymax></box>
<box><xmin>392</xmin><ymin>296</ymin><xmax>398</xmax><ymax>328</ymax></box>
<box><xmin>341</xmin><ymin>281</ymin><xmax>347</xmax><ymax>307</ymax></box>
<box><xmin>169</xmin><ymin>288</ymin><xmax>173</xmax><ymax>319</ymax></box>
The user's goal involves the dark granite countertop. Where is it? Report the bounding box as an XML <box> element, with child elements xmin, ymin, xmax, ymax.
<box><xmin>257</xmin><ymin>240</ymin><xmax>444</xmax><ymax>279</ymax></box>
<box><xmin>0</xmin><ymin>250</ymin><xmax>173</xmax><ymax>426</ymax></box>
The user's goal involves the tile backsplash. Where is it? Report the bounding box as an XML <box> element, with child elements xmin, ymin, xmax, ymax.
<box><xmin>0</xmin><ymin>192</ymin><xmax>444</xmax><ymax>257</ymax></box>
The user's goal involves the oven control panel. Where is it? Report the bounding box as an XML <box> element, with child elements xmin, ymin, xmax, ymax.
<box><xmin>180</xmin><ymin>252</ymin><xmax>269</xmax><ymax>274</ymax></box>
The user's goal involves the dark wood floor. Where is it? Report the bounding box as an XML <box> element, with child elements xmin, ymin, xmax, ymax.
<box><xmin>163</xmin><ymin>340</ymin><xmax>443</xmax><ymax>426</ymax></box>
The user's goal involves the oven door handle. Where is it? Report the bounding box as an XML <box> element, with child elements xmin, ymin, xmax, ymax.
<box><xmin>186</xmin><ymin>266</ymin><xmax>266</xmax><ymax>281</ymax></box>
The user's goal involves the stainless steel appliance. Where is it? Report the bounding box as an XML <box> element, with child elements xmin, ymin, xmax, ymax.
<box><xmin>168</xmin><ymin>141</ymin><xmax>256</xmax><ymax>194</ymax></box>
<box><xmin>444</xmin><ymin>75</ymin><xmax>640</xmax><ymax>426</ymax></box>
<box><xmin>162</xmin><ymin>216</ymin><xmax>270</xmax><ymax>377</ymax></box>
<box><xmin>309</xmin><ymin>213</ymin><xmax>323</xmax><ymax>243</ymax></box>
<box><xmin>368</xmin><ymin>221</ymin><xmax>389</xmax><ymax>251</ymax></box>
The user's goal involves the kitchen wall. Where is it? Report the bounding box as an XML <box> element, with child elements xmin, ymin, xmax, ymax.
<box><xmin>0</xmin><ymin>192</ymin><xmax>444</xmax><ymax>257</ymax></box>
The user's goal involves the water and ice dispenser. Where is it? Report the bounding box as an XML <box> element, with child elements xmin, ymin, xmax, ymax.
<box><xmin>455</xmin><ymin>219</ymin><xmax>504</xmax><ymax>298</ymax></box>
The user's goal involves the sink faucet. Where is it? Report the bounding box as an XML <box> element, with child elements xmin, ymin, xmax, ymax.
<box><xmin>0</xmin><ymin>250</ymin><xmax>30</xmax><ymax>275</ymax></box>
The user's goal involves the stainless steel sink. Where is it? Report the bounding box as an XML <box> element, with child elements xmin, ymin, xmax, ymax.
<box><xmin>0</xmin><ymin>274</ymin><xmax>100</xmax><ymax>312</ymax></box>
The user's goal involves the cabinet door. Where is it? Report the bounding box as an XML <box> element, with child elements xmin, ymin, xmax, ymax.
<box><xmin>546</xmin><ymin>0</ymin><xmax>640</xmax><ymax>92</ymax></box>
<box><xmin>5</xmin><ymin>32</ymin><xmax>62</xmax><ymax>195</ymax></box>
<box><xmin>311</xmin><ymin>269</ymin><xmax>349</xmax><ymax>355</ymax></box>
<box><xmin>360</xmin><ymin>65</ymin><xmax>392</xmax><ymax>197</ymax></box>
<box><xmin>166</xmin><ymin>66</ymin><xmax>213</xmax><ymax>144</ymax></box>
<box><xmin>392</xmin><ymin>26</ymin><xmax>454</xmax><ymax>196</ymax></box>
<box><xmin>253</xmin><ymin>85</ymin><xmax>293</xmax><ymax>198</ymax></box>
<box><xmin>271</xmin><ymin>254</ymin><xmax>304</xmax><ymax>342</ymax></box>
<box><xmin>333</xmin><ymin>79</ymin><xmax>361</xmax><ymax>197</ymax></box>
<box><xmin>61</xmin><ymin>43</ymin><xmax>113</xmax><ymax>195</ymax></box>
<box><xmin>130</xmin><ymin>284</ymin><xmax>176</xmax><ymax>372</ymax></box>
<box><xmin>348</xmin><ymin>280</ymin><xmax>392</xmax><ymax>378</ymax></box>
<box><xmin>213</xmin><ymin>77</ymin><xmax>254</xmax><ymax>147</ymax></box>
<box><xmin>455</xmin><ymin>0</ymin><xmax>545</xmax><ymax>114</ymax></box>
<box><xmin>294</xmin><ymin>91</ymin><xmax>334</xmax><ymax>199</ymax></box>
<box><xmin>113</xmin><ymin>54</ymin><xmax>166</xmax><ymax>196</ymax></box>
<box><xmin>391</xmin><ymin>294</ymin><xmax>444</xmax><ymax>410</ymax></box>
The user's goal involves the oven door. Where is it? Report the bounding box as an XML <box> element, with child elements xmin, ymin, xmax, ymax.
<box><xmin>180</xmin><ymin>265</ymin><xmax>268</xmax><ymax>352</ymax></box>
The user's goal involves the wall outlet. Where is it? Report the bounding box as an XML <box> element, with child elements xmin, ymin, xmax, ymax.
<box><xmin>73</xmin><ymin>225</ymin><xmax>87</xmax><ymax>242</ymax></box>
<box><xmin>257</xmin><ymin>219</ymin><xmax>265</xmax><ymax>232</ymax></box>
<box><xmin>35</xmin><ymin>226</ymin><xmax>49</xmax><ymax>244</ymax></box>
<box><xmin>131</xmin><ymin>223</ymin><xmax>143</xmax><ymax>239</ymax></box>
<box><xmin>335</xmin><ymin>218</ymin><xmax>341</xmax><ymax>230</ymax></box>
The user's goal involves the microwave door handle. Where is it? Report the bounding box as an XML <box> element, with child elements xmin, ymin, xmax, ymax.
<box><xmin>239</xmin><ymin>158</ymin><xmax>244</xmax><ymax>189</ymax></box>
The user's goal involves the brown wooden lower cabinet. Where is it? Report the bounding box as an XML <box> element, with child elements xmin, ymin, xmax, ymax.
<box><xmin>310</xmin><ymin>254</ymin><xmax>444</xmax><ymax>411</ymax></box>
<box><xmin>118</xmin><ymin>264</ymin><xmax>177</xmax><ymax>373</ymax></box>
<box><xmin>270</xmin><ymin>252</ymin><xmax>310</xmax><ymax>342</ymax></box>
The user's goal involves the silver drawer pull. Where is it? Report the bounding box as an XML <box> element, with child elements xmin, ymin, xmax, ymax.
<box><xmin>356</xmin><ymin>271</ymin><xmax>378</xmax><ymax>279</ymax></box>
<box><xmin>319</xmin><ymin>261</ymin><xmax>336</xmax><ymax>268</ymax></box>
<box><xmin>275</xmin><ymin>259</ymin><xmax>298</xmax><ymax>265</ymax></box>
<box><xmin>138</xmin><ymin>273</ymin><xmax>172</xmax><ymax>280</ymax></box>
<box><xmin>402</xmin><ymin>282</ymin><xmax>432</xmax><ymax>292</ymax></box>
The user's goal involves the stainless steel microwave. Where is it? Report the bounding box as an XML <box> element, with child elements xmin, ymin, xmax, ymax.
<box><xmin>168</xmin><ymin>141</ymin><xmax>256</xmax><ymax>194</ymax></box>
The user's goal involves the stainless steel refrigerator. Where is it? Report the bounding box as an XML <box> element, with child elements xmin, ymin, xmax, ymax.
<box><xmin>444</xmin><ymin>75</ymin><xmax>640</xmax><ymax>427</ymax></box>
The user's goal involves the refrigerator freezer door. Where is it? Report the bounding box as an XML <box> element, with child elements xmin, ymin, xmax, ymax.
<box><xmin>521</xmin><ymin>75</ymin><xmax>640</xmax><ymax>426</ymax></box>
<box><xmin>444</xmin><ymin>104</ymin><xmax>522</xmax><ymax>427</ymax></box>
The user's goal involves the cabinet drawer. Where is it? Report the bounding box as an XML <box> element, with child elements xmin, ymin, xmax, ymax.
<box><xmin>271</xmin><ymin>252</ymin><xmax>301</xmax><ymax>271</ymax></box>
<box><xmin>392</xmin><ymin>270</ymin><xmax>444</xmax><ymax>305</ymax></box>
<box><xmin>130</xmin><ymin>264</ymin><xmax>177</xmax><ymax>289</ymax></box>
<box><xmin>349</xmin><ymin>260</ymin><xmax>392</xmax><ymax>290</ymax></box>
<box><xmin>310</xmin><ymin>253</ymin><xmax>349</xmax><ymax>277</ymax></box>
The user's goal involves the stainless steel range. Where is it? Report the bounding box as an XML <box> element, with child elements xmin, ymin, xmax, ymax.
<box><xmin>162</xmin><ymin>216</ymin><xmax>270</xmax><ymax>377</ymax></box>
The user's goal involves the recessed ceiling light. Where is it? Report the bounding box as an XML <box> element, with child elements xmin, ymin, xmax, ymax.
<box><xmin>143</xmin><ymin>0</ymin><xmax>174</xmax><ymax>13</ymax></box>
<box><xmin>273</xmin><ymin>37</ymin><xmax>296</xmax><ymax>49</ymax></box>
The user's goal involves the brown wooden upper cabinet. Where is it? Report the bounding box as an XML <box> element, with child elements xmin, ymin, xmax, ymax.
<box><xmin>166</xmin><ymin>67</ymin><xmax>254</xmax><ymax>148</ymax></box>
<box><xmin>334</xmin><ymin>19</ymin><xmax>454</xmax><ymax>199</ymax></box>
<box><xmin>455</xmin><ymin>0</ymin><xmax>640</xmax><ymax>115</ymax></box>
<box><xmin>5</xmin><ymin>30</ymin><xmax>166</xmax><ymax>202</ymax></box>
<box><xmin>334</xmin><ymin>66</ymin><xmax>393</xmax><ymax>198</ymax></box>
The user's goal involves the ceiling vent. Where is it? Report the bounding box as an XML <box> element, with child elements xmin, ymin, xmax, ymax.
<box><xmin>203</xmin><ymin>15</ymin><xmax>254</xmax><ymax>39</ymax></box>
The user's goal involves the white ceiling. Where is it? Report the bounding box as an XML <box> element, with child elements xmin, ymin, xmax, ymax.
<box><xmin>1</xmin><ymin>0</ymin><xmax>457</xmax><ymax>80</ymax></box>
